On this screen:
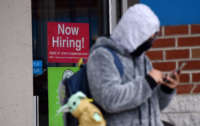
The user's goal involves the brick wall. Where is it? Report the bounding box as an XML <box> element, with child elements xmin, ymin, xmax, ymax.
<box><xmin>146</xmin><ymin>24</ymin><xmax>200</xmax><ymax>94</ymax></box>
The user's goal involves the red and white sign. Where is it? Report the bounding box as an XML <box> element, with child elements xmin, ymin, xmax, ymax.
<box><xmin>47</xmin><ymin>22</ymin><xmax>89</xmax><ymax>63</ymax></box>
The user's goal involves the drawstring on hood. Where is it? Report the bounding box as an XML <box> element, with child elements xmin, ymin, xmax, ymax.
<box><xmin>110</xmin><ymin>4</ymin><xmax>160</xmax><ymax>53</ymax></box>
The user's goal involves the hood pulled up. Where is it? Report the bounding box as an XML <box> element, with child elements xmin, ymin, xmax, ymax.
<box><xmin>110</xmin><ymin>4</ymin><xmax>160</xmax><ymax>53</ymax></box>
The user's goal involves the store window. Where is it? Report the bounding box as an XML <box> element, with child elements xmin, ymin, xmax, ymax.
<box><xmin>32</xmin><ymin>0</ymin><xmax>109</xmax><ymax>126</ymax></box>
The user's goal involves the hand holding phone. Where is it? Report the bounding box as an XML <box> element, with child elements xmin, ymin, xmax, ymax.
<box><xmin>163</xmin><ymin>62</ymin><xmax>187</xmax><ymax>83</ymax></box>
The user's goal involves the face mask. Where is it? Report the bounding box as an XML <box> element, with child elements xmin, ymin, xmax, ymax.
<box><xmin>131</xmin><ymin>38</ymin><xmax>154</xmax><ymax>58</ymax></box>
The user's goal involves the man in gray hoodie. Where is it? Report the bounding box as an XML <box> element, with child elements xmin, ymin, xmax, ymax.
<box><xmin>87</xmin><ymin>4</ymin><xmax>179</xmax><ymax>126</ymax></box>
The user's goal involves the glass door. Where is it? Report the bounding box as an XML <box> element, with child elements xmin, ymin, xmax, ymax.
<box><xmin>32</xmin><ymin>0</ymin><xmax>109</xmax><ymax>126</ymax></box>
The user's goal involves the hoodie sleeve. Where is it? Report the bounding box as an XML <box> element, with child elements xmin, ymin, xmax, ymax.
<box><xmin>144</xmin><ymin>56</ymin><xmax>176</xmax><ymax>111</ymax></box>
<box><xmin>87</xmin><ymin>48</ymin><xmax>155</xmax><ymax>113</ymax></box>
<box><xmin>156</xmin><ymin>85</ymin><xmax>176</xmax><ymax>110</ymax></box>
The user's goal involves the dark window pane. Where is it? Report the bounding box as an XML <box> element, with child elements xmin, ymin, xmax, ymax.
<box><xmin>32</xmin><ymin>0</ymin><xmax>109</xmax><ymax>125</ymax></box>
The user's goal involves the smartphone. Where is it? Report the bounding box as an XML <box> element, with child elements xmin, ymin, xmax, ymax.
<box><xmin>163</xmin><ymin>62</ymin><xmax>187</xmax><ymax>83</ymax></box>
<box><xmin>176</xmin><ymin>62</ymin><xmax>187</xmax><ymax>74</ymax></box>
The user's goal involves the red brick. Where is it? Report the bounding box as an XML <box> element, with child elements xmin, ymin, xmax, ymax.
<box><xmin>146</xmin><ymin>51</ymin><xmax>163</xmax><ymax>60</ymax></box>
<box><xmin>166</xmin><ymin>49</ymin><xmax>189</xmax><ymax>60</ymax></box>
<box><xmin>193</xmin><ymin>85</ymin><xmax>200</xmax><ymax>94</ymax></box>
<box><xmin>192</xmin><ymin>73</ymin><xmax>200</xmax><ymax>82</ymax></box>
<box><xmin>152</xmin><ymin>38</ymin><xmax>175</xmax><ymax>48</ymax></box>
<box><xmin>192</xmin><ymin>48</ymin><xmax>200</xmax><ymax>58</ymax></box>
<box><xmin>179</xmin><ymin>61</ymin><xmax>200</xmax><ymax>70</ymax></box>
<box><xmin>177</xmin><ymin>85</ymin><xmax>193</xmax><ymax>94</ymax></box>
<box><xmin>165</xmin><ymin>25</ymin><xmax>188</xmax><ymax>36</ymax></box>
<box><xmin>152</xmin><ymin>62</ymin><xmax>176</xmax><ymax>71</ymax></box>
<box><xmin>180</xmin><ymin>73</ymin><xmax>190</xmax><ymax>83</ymax></box>
<box><xmin>178</xmin><ymin>37</ymin><xmax>200</xmax><ymax>47</ymax></box>
<box><xmin>191</xmin><ymin>24</ymin><xmax>200</xmax><ymax>34</ymax></box>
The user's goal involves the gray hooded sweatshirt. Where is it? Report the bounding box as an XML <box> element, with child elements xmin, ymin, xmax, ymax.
<box><xmin>87</xmin><ymin>4</ymin><xmax>175</xmax><ymax>126</ymax></box>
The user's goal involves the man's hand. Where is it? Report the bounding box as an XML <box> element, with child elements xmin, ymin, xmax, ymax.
<box><xmin>148</xmin><ymin>69</ymin><xmax>164</xmax><ymax>84</ymax></box>
<box><xmin>148</xmin><ymin>69</ymin><xmax>180</xmax><ymax>89</ymax></box>
<box><xmin>162</xmin><ymin>72</ymin><xmax>180</xmax><ymax>89</ymax></box>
